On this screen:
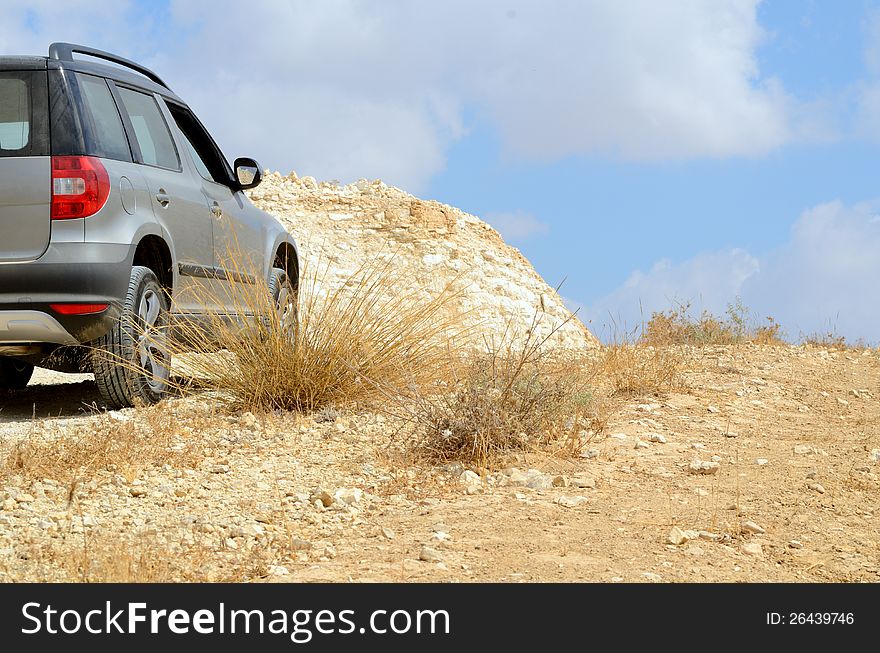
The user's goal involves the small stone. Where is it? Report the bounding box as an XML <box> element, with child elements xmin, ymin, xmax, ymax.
<box><xmin>419</xmin><ymin>546</ymin><xmax>443</xmax><ymax>563</ymax></box>
<box><xmin>552</xmin><ymin>475</ymin><xmax>569</xmax><ymax>488</ymax></box>
<box><xmin>634</xmin><ymin>440</ymin><xmax>650</xmax><ymax>449</ymax></box>
<box><xmin>689</xmin><ymin>461</ymin><xmax>720</xmax><ymax>475</ymax></box>
<box><xmin>507</xmin><ymin>469</ymin><xmax>553</xmax><ymax>490</ymax></box>
<box><xmin>787</xmin><ymin>540</ymin><xmax>803</xmax><ymax>549</ymax></box>
<box><xmin>641</xmin><ymin>572</ymin><xmax>662</xmax><ymax>582</ymax></box>
<box><xmin>666</xmin><ymin>526</ymin><xmax>689</xmax><ymax>545</ymax></box>
<box><xmin>756</xmin><ymin>458</ymin><xmax>769</xmax><ymax>466</ymax></box>
<box><xmin>569</xmin><ymin>475</ymin><xmax>596</xmax><ymax>489</ymax></box>
<box><xmin>244</xmin><ymin>523</ymin><xmax>265</xmax><ymax>537</ymax></box>
<box><xmin>14</xmin><ymin>493</ymin><xmax>35</xmax><ymax>503</ymax></box>
<box><xmin>333</xmin><ymin>488</ymin><xmax>363</xmax><ymax>505</ymax></box>
<box><xmin>807</xmin><ymin>482</ymin><xmax>826</xmax><ymax>494</ymax></box>
<box><xmin>431</xmin><ymin>531</ymin><xmax>451</xmax><ymax>543</ymax></box>
<box><xmin>710</xmin><ymin>455</ymin><xmax>722</xmax><ymax>462</ymax></box>
<box><xmin>741</xmin><ymin>520</ymin><xmax>765</xmax><ymax>535</ymax></box>
<box><xmin>837</xmin><ymin>397</ymin><xmax>849</xmax><ymax>407</ymax></box>
<box><xmin>870</xmin><ymin>449</ymin><xmax>880</xmax><ymax>463</ymax></box>
<box><xmin>698</xmin><ymin>531</ymin><xmax>721</xmax><ymax>541</ymax></box>
<box><xmin>459</xmin><ymin>470</ymin><xmax>481</xmax><ymax>486</ymax></box>
<box><xmin>380</xmin><ymin>527</ymin><xmax>395</xmax><ymax>540</ymax></box>
<box><xmin>707</xmin><ymin>406</ymin><xmax>720</xmax><ymax>414</ymax></box>
<box><xmin>609</xmin><ymin>433</ymin><xmax>628</xmax><ymax>440</ymax></box>
<box><xmin>648</xmin><ymin>433</ymin><xmax>667</xmax><ymax>443</ymax></box>
<box><xmin>268</xmin><ymin>565</ymin><xmax>290</xmax><ymax>576</ymax></box>
<box><xmin>556</xmin><ymin>495</ymin><xmax>590</xmax><ymax>508</ymax></box>
<box><xmin>580</xmin><ymin>449</ymin><xmax>600</xmax><ymax>459</ymax></box>
<box><xmin>210</xmin><ymin>464</ymin><xmax>230</xmax><ymax>474</ymax></box>
<box><xmin>82</xmin><ymin>514</ymin><xmax>97</xmax><ymax>527</ymax></box>
<box><xmin>129</xmin><ymin>487</ymin><xmax>147</xmax><ymax>498</ymax></box>
<box><xmin>793</xmin><ymin>444</ymin><xmax>814</xmax><ymax>455</ymax></box>
<box><xmin>611</xmin><ymin>576</ymin><xmax>624</xmax><ymax>583</ymax></box>
<box><xmin>310</xmin><ymin>490</ymin><xmax>334</xmax><ymax>507</ymax></box>
<box><xmin>742</xmin><ymin>542</ymin><xmax>763</xmax><ymax>556</ymax></box>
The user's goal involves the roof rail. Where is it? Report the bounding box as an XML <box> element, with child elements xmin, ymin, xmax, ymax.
<box><xmin>48</xmin><ymin>42</ymin><xmax>170</xmax><ymax>90</ymax></box>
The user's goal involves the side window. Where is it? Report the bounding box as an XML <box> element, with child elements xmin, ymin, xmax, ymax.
<box><xmin>117</xmin><ymin>87</ymin><xmax>180</xmax><ymax>170</ymax></box>
<box><xmin>180</xmin><ymin>129</ymin><xmax>215</xmax><ymax>182</ymax></box>
<box><xmin>166</xmin><ymin>102</ymin><xmax>232</xmax><ymax>187</ymax></box>
<box><xmin>0</xmin><ymin>76</ymin><xmax>29</xmax><ymax>153</ymax></box>
<box><xmin>76</xmin><ymin>74</ymin><xmax>131</xmax><ymax>162</ymax></box>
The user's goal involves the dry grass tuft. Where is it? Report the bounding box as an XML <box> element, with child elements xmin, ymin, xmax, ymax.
<box><xmin>406</xmin><ymin>314</ymin><xmax>598</xmax><ymax>465</ymax></box>
<box><xmin>167</xmin><ymin>255</ymin><xmax>468</xmax><ymax>413</ymax></box>
<box><xmin>599</xmin><ymin>343</ymin><xmax>688</xmax><ymax>396</ymax></box>
<box><xmin>3</xmin><ymin>403</ymin><xmax>204</xmax><ymax>484</ymax></box>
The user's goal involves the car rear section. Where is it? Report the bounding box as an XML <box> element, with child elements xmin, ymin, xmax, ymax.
<box><xmin>0</xmin><ymin>56</ymin><xmax>136</xmax><ymax>367</ymax></box>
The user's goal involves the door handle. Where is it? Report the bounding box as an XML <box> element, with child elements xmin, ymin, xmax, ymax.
<box><xmin>211</xmin><ymin>202</ymin><xmax>222</xmax><ymax>218</ymax></box>
<box><xmin>155</xmin><ymin>190</ymin><xmax>170</xmax><ymax>207</ymax></box>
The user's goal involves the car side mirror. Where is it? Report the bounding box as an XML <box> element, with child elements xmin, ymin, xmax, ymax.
<box><xmin>234</xmin><ymin>157</ymin><xmax>262</xmax><ymax>190</ymax></box>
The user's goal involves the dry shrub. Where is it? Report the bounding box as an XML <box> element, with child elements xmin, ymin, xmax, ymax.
<box><xmin>801</xmin><ymin>330</ymin><xmax>869</xmax><ymax>351</ymax></box>
<box><xmin>166</xmin><ymin>254</ymin><xmax>467</xmax><ymax>413</ymax></box>
<box><xmin>600</xmin><ymin>343</ymin><xmax>687</xmax><ymax>396</ymax></box>
<box><xmin>407</xmin><ymin>314</ymin><xmax>597</xmax><ymax>465</ymax></box>
<box><xmin>3</xmin><ymin>403</ymin><xmax>203</xmax><ymax>484</ymax></box>
<box><xmin>641</xmin><ymin>298</ymin><xmax>783</xmax><ymax>346</ymax></box>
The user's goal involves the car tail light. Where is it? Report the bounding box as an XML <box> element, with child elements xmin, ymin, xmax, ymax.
<box><xmin>49</xmin><ymin>303</ymin><xmax>109</xmax><ymax>315</ymax></box>
<box><xmin>51</xmin><ymin>156</ymin><xmax>110</xmax><ymax>220</ymax></box>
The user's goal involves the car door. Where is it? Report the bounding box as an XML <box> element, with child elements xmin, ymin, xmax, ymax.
<box><xmin>113</xmin><ymin>84</ymin><xmax>215</xmax><ymax>313</ymax></box>
<box><xmin>162</xmin><ymin>101</ymin><xmax>266</xmax><ymax>316</ymax></box>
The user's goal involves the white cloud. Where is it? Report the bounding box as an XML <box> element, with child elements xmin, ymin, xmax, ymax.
<box><xmin>485</xmin><ymin>211</ymin><xmax>549</xmax><ymax>242</ymax></box>
<box><xmin>1</xmin><ymin>0</ymin><xmax>795</xmax><ymax>191</ymax></box>
<box><xmin>587</xmin><ymin>200</ymin><xmax>880</xmax><ymax>343</ymax></box>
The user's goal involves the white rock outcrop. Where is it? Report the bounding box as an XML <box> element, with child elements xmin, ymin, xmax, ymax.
<box><xmin>247</xmin><ymin>172</ymin><xmax>598</xmax><ymax>350</ymax></box>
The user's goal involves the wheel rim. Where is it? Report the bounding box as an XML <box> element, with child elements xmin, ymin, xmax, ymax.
<box><xmin>137</xmin><ymin>289</ymin><xmax>169</xmax><ymax>394</ymax></box>
<box><xmin>274</xmin><ymin>282</ymin><xmax>297</xmax><ymax>336</ymax></box>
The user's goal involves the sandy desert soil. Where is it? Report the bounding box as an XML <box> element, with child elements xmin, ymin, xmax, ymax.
<box><xmin>0</xmin><ymin>344</ymin><xmax>878</xmax><ymax>582</ymax></box>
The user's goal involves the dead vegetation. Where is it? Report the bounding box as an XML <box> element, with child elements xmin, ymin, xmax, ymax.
<box><xmin>640</xmin><ymin>298</ymin><xmax>783</xmax><ymax>346</ymax></box>
<box><xmin>405</xmin><ymin>317</ymin><xmax>598</xmax><ymax>466</ymax></box>
<box><xmin>3</xmin><ymin>402</ymin><xmax>207</xmax><ymax>485</ymax></box>
<box><xmin>165</xmin><ymin>256</ymin><xmax>466</xmax><ymax>413</ymax></box>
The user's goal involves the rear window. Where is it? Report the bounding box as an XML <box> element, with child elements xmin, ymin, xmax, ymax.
<box><xmin>0</xmin><ymin>71</ymin><xmax>49</xmax><ymax>157</ymax></box>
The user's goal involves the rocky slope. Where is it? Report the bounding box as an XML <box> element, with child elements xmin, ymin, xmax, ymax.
<box><xmin>246</xmin><ymin>173</ymin><xmax>597</xmax><ymax>350</ymax></box>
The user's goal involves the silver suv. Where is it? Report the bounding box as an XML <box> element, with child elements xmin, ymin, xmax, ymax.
<box><xmin>0</xmin><ymin>43</ymin><xmax>299</xmax><ymax>408</ymax></box>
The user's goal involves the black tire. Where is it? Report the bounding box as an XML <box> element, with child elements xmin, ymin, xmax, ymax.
<box><xmin>92</xmin><ymin>266</ymin><xmax>170</xmax><ymax>409</ymax></box>
<box><xmin>0</xmin><ymin>357</ymin><xmax>34</xmax><ymax>390</ymax></box>
<box><xmin>267</xmin><ymin>267</ymin><xmax>298</xmax><ymax>337</ymax></box>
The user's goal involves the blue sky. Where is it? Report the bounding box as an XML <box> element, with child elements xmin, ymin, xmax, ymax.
<box><xmin>3</xmin><ymin>1</ymin><xmax>879</xmax><ymax>343</ymax></box>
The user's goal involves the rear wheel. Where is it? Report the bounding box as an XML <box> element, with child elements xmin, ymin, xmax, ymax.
<box><xmin>0</xmin><ymin>357</ymin><xmax>34</xmax><ymax>390</ymax></box>
<box><xmin>92</xmin><ymin>266</ymin><xmax>170</xmax><ymax>408</ymax></box>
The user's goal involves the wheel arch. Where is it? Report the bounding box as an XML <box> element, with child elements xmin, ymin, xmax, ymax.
<box><xmin>272</xmin><ymin>239</ymin><xmax>299</xmax><ymax>290</ymax></box>
<box><xmin>132</xmin><ymin>234</ymin><xmax>174</xmax><ymax>296</ymax></box>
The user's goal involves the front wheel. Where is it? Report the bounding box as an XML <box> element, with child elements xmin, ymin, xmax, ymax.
<box><xmin>92</xmin><ymin>266</ymin><xmax>170</xmax><ymax>408</ymax></box>
<box><xmin>267</xmin><ymin>267</ymin><xmax>298</xmax><ymax>337</ymax></box>
<box><xmin>0</xmin><ymin>357</ymin><xmax>34</xmax><ymax>390</ymax></box>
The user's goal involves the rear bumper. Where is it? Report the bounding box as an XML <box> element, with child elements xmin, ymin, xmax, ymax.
<box><xmin>0</xmin><ymin>310</ymin><xmax>79</xmax><ymax>345</ymax></box>
<box><xmin>0</xmin><ymin>242</ymin><xmax>133</xmax><ymax>344</ymax></box>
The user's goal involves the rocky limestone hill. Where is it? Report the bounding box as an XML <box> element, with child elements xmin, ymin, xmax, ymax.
<box><xmin>246</xmin><ymin>172</ymin><xmax>597</xmax><ymax>350</ymax></box>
